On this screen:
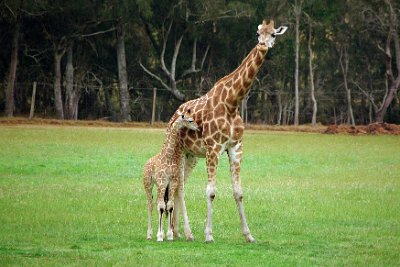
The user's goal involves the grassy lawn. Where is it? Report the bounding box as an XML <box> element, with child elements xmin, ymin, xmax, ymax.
<box><xmin>0</xmin><ymin>125</ymin><xmax>399</xmax><ymax>266</ymax></box>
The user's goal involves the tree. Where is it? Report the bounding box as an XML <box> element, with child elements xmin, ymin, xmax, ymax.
<box><xmin>293</xmin><ymin>0</ymin><xmax>302</xmax><ymax>125</ymax></box>
<box><xmin>139</xmin><ymin>0</ymin><xmax>253</xmax><ymax>101</ymax></box>
<box><xmin>349</xmin><ymin>0</ymin><xmax>400</xmax><ymax>123</ymax></box>
<box><xmin>3</xmin><ymin>0</ymin><xmax>24</xmax><ymax>117</ymax></box>
<box><xmin>116</xmin><ymin>20</ymin><xmax>131</xmax><ymax>121</ymax></box>
<box><xmin>64</xmin><ymin>42</ymin><xmax>78</xmax><ymax>120</ymax></box>
<box><xmin>338</xmin><ymin>45</ymin><xmax>355</xmax><ymax>126</ymax></box>
<box><xmin>374</xmin><ymin>0</ymin><xmax>400</xmax><ymax>122</ymax></box>
<box><xmin>52</xmin><ymin>38</ymin><xmax>67</xmax><ymax>119</ymax></box>
<box><xmin>307</xmin><ymin>17</ymin><xmax>317</xmax><ymax>126</ymax></box>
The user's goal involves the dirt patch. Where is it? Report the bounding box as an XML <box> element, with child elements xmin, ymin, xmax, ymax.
<box><xmin>0</xmin><ymin>117</ymin><xmax>168</xmax><ymax>129</ymax></box>
<box><xmin>1</xmin><ymin>117</ymin><xmax>399</xmax><ymax>135</ymax></box>
<box><xmin>323</xmin><ymin>123</ymin><xmax>400</xmax><ymax>135</ymax></box>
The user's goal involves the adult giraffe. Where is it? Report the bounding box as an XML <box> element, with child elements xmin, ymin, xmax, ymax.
<box><xmin>168</xmin><ymin>19</ymin><xmax>288</xmax><ymax>243</ymax></box>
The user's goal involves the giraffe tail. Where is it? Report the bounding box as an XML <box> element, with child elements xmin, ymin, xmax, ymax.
<box><xmin>164</xmin><ymin>183</ymin><xmax>170</xmax><ymax>206</ymax></box>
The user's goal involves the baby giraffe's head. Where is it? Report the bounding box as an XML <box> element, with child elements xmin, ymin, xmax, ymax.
<box><xmin>175</xmin><ymin>109</ymin><xmax>199</xmax><ymax>131</ymax></box>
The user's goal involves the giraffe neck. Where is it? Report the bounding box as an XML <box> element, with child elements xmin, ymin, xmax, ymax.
<box><xmin>161</xmin><ymin>123</ymin><xmax>183</xmax><ymax>157</ymax></box>
<box><xmin>210</xmin><ymin>44</ymin><xmax>268</xmax><ymax>109</ymax></box>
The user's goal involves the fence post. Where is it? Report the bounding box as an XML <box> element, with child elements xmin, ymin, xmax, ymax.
<box><xmin>29</xmin><ymin>81</ymin><xmax>37</xmax><ymax>120</ymax></box>
<box><xmin>151</xmin><ymin>87</ymin><xmax>157</xmax><ymax>125</ymax></box>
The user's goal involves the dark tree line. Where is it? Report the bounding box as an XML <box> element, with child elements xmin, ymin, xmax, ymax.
<box><xmin>1</xmin><ymin>0</ymin><xmax>399</xmax><ymax>124</ymax></box>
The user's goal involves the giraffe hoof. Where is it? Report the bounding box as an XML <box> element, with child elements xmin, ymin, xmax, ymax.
<box><xmin>157</xmin><ymin>233</ymin><xmax>164</xmax><ymax>242</ymax></box>
<box><xmin>186</xmin><ymin>234</ymin><xmax>195</xmax><ymax>241</ymax></box>
<box><xmin>246</xmin><ymin>235</ymin><xmax>256</xmax><ymax>243</ymax></box>
<box><xmin>167</xmin><ymin>232</ymin><xmax>174</xmax><ymax>241</ymax></box>
<box><xmin>173</xmin><ymin>232</ymin><xmax>182</xmax><ymax>239</ymax></box>
<box><xmin>205</xmin><ymin>236</ymin><xmax>214</xmax><ymax>243</ymax></box>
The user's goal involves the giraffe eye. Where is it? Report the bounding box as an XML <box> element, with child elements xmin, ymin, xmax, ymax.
<box><xmin>187</xmin><ymin>109</ymin><xmax>191</xmax><ymax>114</ymax></box>
<box><xmin>271</xmin><ymin>33</ymin><xmax>276</xmax><ymax>38</ymax></box>
<box><xmin>181</xmin><ymin>114</ymin><xmax>184</xmax><ymax>119</ymax></box>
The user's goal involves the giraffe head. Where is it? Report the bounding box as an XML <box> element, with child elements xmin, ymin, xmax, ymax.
<box><xmin>174</xmin><ymin>109</ymin><xmax>199</xmax><ymax>131</ymax></box>
<box><xmin>257</xmin><ymin>19</ymin><xmax>288</xmax><ymax>48</ymax></box>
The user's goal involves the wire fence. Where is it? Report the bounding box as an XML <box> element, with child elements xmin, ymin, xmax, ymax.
<box><xmin>1</xmin><ymin>81</ymin><xmax>394</xmax><ymax>125</ymax></box>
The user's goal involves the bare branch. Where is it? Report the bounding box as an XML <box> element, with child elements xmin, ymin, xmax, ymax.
<box><xmin>160</xmin><ymin>20</ymin><xmax>173</xmax><ymax>78</ymax></box>
<box><xmin>180</xmin><ymin>41</ymin><xmax>210</xmax><ymax>79</ymax></box>
<box><xmin>385</xmin><ymin>30</ymin><xmax>394</xmax><ymax>83</ymax></box>
<box><xmin>191</xmin><ymin>38</ymin><xmax>197</xmax><ymax>72</ymax></box>
<box><xmin>20</xmin><ymin>8</ymin><xmax>46</xmax><ymax>17</ymax></box>
<box><xmin>140</xmin><ymin>14</ymin><xmax>160</xmax><ymax>55</ymax></box>
<box><xmin>78</xmin><ymin>27</ymin><xmax>116</xmax><ymax>38</ymax></box>
<box><xmin>170</xmin><ymin>33</ymin><xmax>184</xmax><ymax>80</ymax></box>
<box><xmin>200</xmin><ymin>45</ymin><xmax>210</xmax><ymax>69</ymax></box>
<box><xmin>181</xmin><ymin>38</ymin><xmax>198</xmax><ymax>78</ymax></box>
<box><xmin>4</xmin><ymin>3</ymin><xmax>16</xmax><ymax>18</ymax></box>
<box><xmin>393</xmin><ymin>30</ymin><xmax>400</xmax><ymax>78</ymax></box>
<box><xmin>139</xmin><ymin>61</ymin><xmax>171</xmax><ymax>91</ymax></box>
<box><xmin>351</xmin><ymin>80</ymin><xmax>378</xmax><ymax>111</ymax></box>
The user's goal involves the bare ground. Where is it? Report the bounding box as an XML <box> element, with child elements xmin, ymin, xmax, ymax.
<box><xmin>1</xmin><ymin>117</ymin><xmax>399</xmax><ymax>135</ymax></box>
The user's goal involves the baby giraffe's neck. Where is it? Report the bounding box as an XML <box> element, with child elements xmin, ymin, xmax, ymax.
<box><xmin>161</xmin><ymin>123</ymin><xmax>183</xmax><ymax>158</ymax></box>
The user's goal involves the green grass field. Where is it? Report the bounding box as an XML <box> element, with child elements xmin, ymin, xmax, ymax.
<box><xmin>0</xmin><ymin>125</ymin><xmax>399</xmax><ymax>266</ymax></box>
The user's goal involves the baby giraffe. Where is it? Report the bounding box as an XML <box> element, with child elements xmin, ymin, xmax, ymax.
<box><xmin>143</xmin><ymin>109</ymin><xmax>198</xmax><ymax>242</ymax></box>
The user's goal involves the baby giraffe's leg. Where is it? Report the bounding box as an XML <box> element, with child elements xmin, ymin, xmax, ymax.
<box><xmin>156</xmin><ymin>186</ymin><xmax>166</xmax><ymax>242</ymax></box>
<box><xmin>145</xmin><ymin>183</ymin><xmax>153</xmax><ymax>240</ymax></box>
<box><xmin>167</xmin><ymin>180</ymin><xmax>178</xmax><ymax>241</ymax></box>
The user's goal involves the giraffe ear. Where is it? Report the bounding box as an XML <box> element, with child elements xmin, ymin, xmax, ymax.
<box><xmin>274</xmin><ymin>26</ymin><xmax>288</xmax><ymax>35</ymax></box>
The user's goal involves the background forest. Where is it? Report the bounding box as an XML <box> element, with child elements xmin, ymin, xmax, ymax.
<box><xmin>0</xmin><ymin>0</ymin><xmax>399</xmax><ymax>124</ymax></box>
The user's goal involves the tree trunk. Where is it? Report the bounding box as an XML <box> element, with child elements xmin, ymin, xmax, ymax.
<box><xmin>116</xmin><ymin>23</ymin><xmax>131</xmax><ymax>122</ymax></box>
<box><xmin>339</xmin><ymin>47</ymin><xmax>355</xmax><ymax>126</ymax></box>
<box><xmin>375</xmin><ymin>82</ymin><xmax>399</xmax><ymax>122</ymax></box>
<box><xmin>5</xmin><ymin>17</ymin><xmax>21</xmax><ymax>117</ymax></box>
<box><xmin>53</xmin><ymin>50</ymin><xmax>65</xmax><ymax>120</ymax></box>
<box><xmin>29</xmin><ymin>81</ymin><xmax>37</xmax><ymax>120</ymax></box>
<box><xmin>65</xmin><ymin>43</ymin><xmax>75</xmax><ymax>120</ymax></box>
<box><xmin>282</xmin><ymin>102</ymin><xmax>288</xmax><ymax>126</ymax></box>
<box><xmin>277</xmin><ymin>91</ymin><xmax>282</xmax><ymax>125</ymax></box>
<box><xmin>308</xmin><ymin>21</ymin><xmax>317</xmax><ymax>126</ymax></box>
<box><xmin>375</xmin><ymin>16</ymin><xmax>400</xmax><ymax>122</ymax></box>
<box><xmin>294</xmin><ymin>0</ymin><xmax>302</xmax><ymax>126</ymax></box>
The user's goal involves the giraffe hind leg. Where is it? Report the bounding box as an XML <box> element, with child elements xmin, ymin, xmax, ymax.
<box><xmin>144</xmin><ymin>171</ymin><xmax>154</xmax><ymax>240</ymax></box>
<box><xmin>145</xmin><ymin>185</ymin><xmax>153</xmax><ymax>240</ymax></box>
<box><xmin>228</xmin><ymin>143</ymin><xmax>255</xmax><ymax>243</ymax></box>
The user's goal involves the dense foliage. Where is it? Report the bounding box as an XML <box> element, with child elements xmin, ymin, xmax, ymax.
<box><xmin>0</xmin><ymin>0</ymin><xmax>399</xmax><ymax>124</ymax></box>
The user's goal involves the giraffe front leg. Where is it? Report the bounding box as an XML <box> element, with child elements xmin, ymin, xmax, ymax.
<box><xmin>156</xmin><ymin>186</ymin><xmax>166</xmax><ymax>242</ymax></box>
<box><xmin>167</xmin><ymin>179</ymin><xmax>178</xmax><ymax>241</ymax></box>
<box><xmin>179</xmin><ymin>188</ymin><xmax>194</xmax><ymax>241</ymax></box>
<box><xmin>228</xmin><ymin>143</ymin><xmax>255</xmax><ymax>243</ymax></box>
<box><xmin>205</xmin><ymin>146</ymin><xmax>220</xmax><ymax>243</ymax></box>
<box><xmin>172</xmin><ymin>155</ymin><xmax>197</xmax><ymax>240</ymax></box>
<box><xmin>172</xmin><ymin>195</ymin><xmax>181</xmax><ymax>239</ymax></box>
<box><xmin>157</xmin><ymin>200</ymin><xmax>166</xmax><ymax>242</ymax></box>
<box><xmin>166</xmin><ymin>201</ymin><xmax>174</xmax><ymax>241</ymax></box>
<box><xmin>180</xmin><ymin>155</ymin><xmax>197</xmax><ymax>241</ymax></box>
